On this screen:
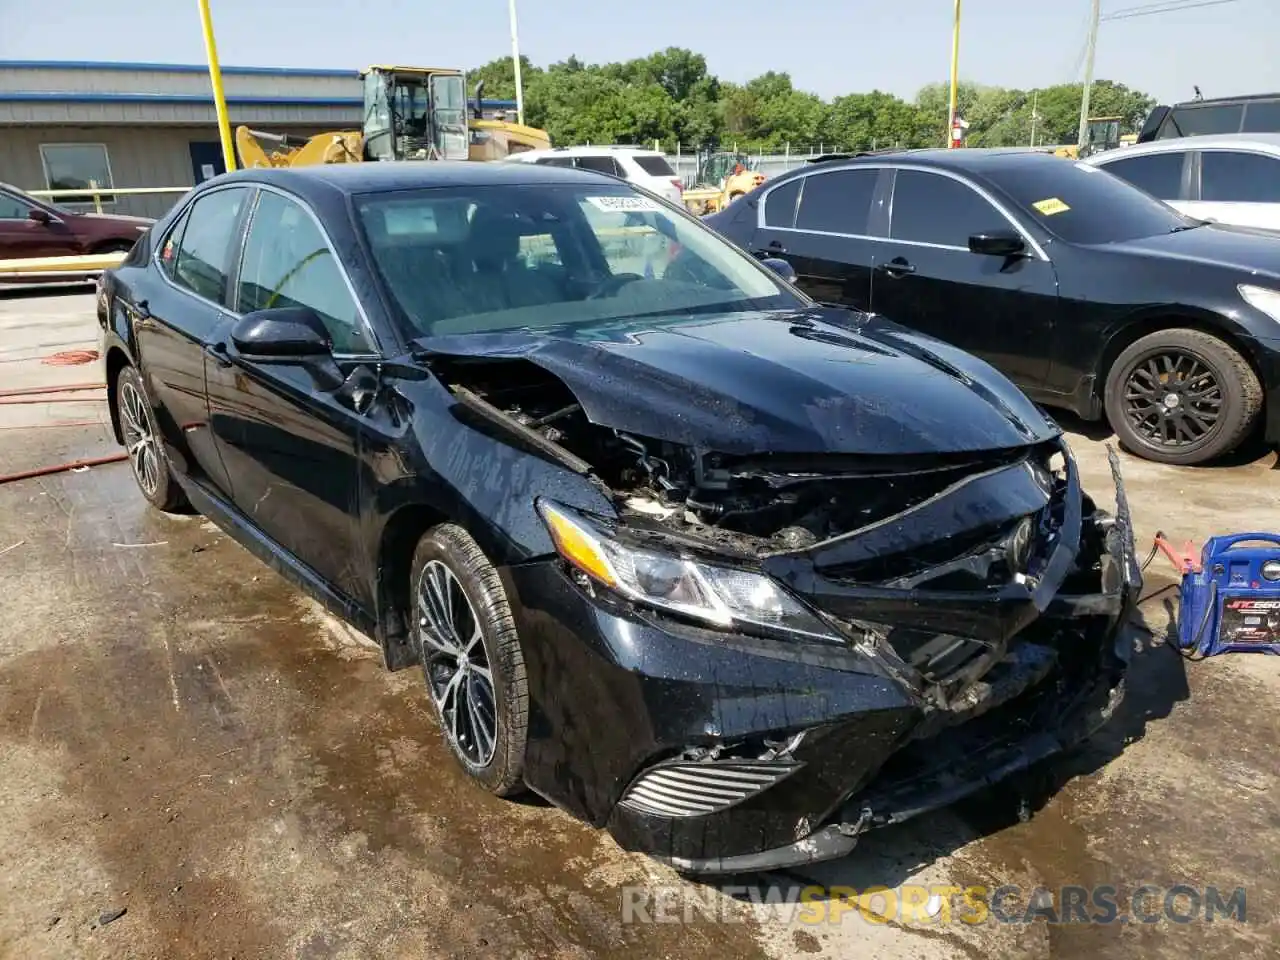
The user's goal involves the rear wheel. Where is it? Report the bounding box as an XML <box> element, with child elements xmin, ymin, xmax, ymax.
<box><xmin>410</xmin><ymin>523</ymin><xmax>528</xmax><ymax>796</ymax></box>
<box><xmin>1104</xmin><ymin>328</ymin><xmax>1262</xmax><ymax>466</ymax></box>
<box><xmin>114</xmin><ymin>365</ymin><xmax>189</xmax><ymax>512</ymax></box>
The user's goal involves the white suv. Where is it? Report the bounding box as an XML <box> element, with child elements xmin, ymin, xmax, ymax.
<box><xmin>504</xmin><ymin>146</ymin><xmax>685</xmax><ymax>206</ymax></box>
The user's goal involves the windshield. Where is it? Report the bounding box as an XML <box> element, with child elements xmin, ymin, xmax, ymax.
<box><xmin>353</xmin><ymin>182</ymin><xmax>801</xmax><ymax>338</ymax></box>
<box><xmin>990</xmin><ymin>158</ymin><xmax>1197</xmax><ymax>244</ymax></box>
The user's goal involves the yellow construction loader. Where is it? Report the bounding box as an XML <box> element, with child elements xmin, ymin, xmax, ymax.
<box><xmin>235</xmin><ymin>65</ymin><xmax>551</xmax><ymax>169</ymax></box>
<box><xmin>681</xmin><ymin>152</ymin><xmax>767</xmax><ymax>216</ymax></box>
<box><xmin>1052</xmin><ymin>116</ymin><xmax>1136</xmax><ymax>160</ymax></box>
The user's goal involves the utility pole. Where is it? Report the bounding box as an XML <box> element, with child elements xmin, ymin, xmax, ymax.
<box><xmin>196</xmin><ymin>0</ymin><xmax>236</xmax><ymax>172</ymax></box>
<box><xmin>947</xmin><ymin>0</ymin><xmax>962</xmax><ymax>148</ymax></box>
<box><xmin>508</xmin><ymin>0</ymin><xmax>525</xmax><ymax>127</ymax></box>
<box><xmin>1077</xmin><ymin>0</ymin><xmax>1101</xmax><ymax>152</ymax></box>
<box><xmin>1029</xmin><ymin>90</ymin><xmax>1039</xmax><ymax>147</ymax></box>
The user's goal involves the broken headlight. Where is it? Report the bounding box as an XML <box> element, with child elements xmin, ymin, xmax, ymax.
<box><xmin>538</xmin><ymin>500</ymin><xmax>841</xmax><ymax>644</ymax></box>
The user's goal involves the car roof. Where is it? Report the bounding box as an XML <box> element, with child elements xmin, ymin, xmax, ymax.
<box><xmin>1086</xmin><ymin>133</ymin><xmax>1280</xmax><ymax>161</ymax></box>
<box><xmin>799</xmin><ymin>147</ymin><xmax>1070</xmax><ymax>176</ymax></box>
<box><xmin>211</xmin><ymin>159</ymin><xmax>619</xmax><ymax>198</ymax></box>
<box><xmin>510</xmin><ymin>145</ymin><xmax>665</xmax><ymax>159</ymax></box>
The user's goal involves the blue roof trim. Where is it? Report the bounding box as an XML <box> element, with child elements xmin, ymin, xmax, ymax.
<box><xmin>0</xmin><ymin>59</ymin><xmax>357</xmax><ymax>77</ymax></box>
<box><xmin>0</xmin><ymin>92</ymin><xmax>361</xmax><ymax>106</ymax></box>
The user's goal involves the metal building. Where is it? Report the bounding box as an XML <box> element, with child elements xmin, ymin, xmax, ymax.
<box><xmin>0</xmin><ymin>60</ymin><xmax>517</xmax><ymax>219</ymax></box>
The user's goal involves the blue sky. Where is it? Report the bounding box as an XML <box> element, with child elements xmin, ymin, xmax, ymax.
<box><xmin>0</xmin><ymin>0</ymin><xmax>1276</xmax><ymax>103</ymax></box>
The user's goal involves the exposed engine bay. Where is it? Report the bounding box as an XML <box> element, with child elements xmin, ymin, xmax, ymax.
<box><xmin>442</xmin><ymin>357</ymin><xmax>1060</xmax><ymax>570</ymax></box>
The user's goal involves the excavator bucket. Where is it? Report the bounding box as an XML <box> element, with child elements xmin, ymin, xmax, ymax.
<box><xmin>235</xmin><ymin>126</ymin><xmax>364</xmax><ymax>168</ymax></box>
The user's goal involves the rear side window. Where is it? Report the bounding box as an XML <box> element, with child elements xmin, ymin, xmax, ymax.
<box><xmin>634</xmin><ymin>155</ymin><xmax>676</xmax><ymax>176</ymax></box>
<box><xmin>795</xmin><ymin>169</ymin><xmax>878</xmax><ymax>234</ymax></box>
<box><xmin>1200</xmin><ymin>151</ymin><xmax>1280</xmax><ymax>203</ymax></box>
<box><xmin>1098</xmin><ymin>152</ymin><xmax>1185</xmax><ymax>199</ymax></box>
<box><xmin>1241</xmin><ymin>100</ymin><xmax>1280</xmax><ymax>133</ymax></box>
<box><xmin>763</xmin><ymin>178</ymin><xmax>801</xmax><ymax>228</ymax></box>
<box><xmin>172</xmin><ymin>187</ymin><xmax>247</xmax><ymax>303</ymax></box>
<box><xmin>575</xmin><ymin>155</ymin><xmax>624</xmax><ymax>177</ymax></box>
<box><xmin>890</xmin><ymin>170</ymin><xmax>1006</xmax><ymax>247</ymax></box>
<box><xmin>238</xmin><ymin>191</ymin><xmax>369</xmax><ymax>354</ymax></box>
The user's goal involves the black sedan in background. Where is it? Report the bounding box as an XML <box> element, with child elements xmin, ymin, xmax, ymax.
<box><xmin>97</xmin><ymin>161</ymin><xmax>1138</xmax><ymax>874</ymax></box>
<box><xmin>707</xmin><ymin>149</ymin><xmax>1280</xmax><ymax>466</ymax></box>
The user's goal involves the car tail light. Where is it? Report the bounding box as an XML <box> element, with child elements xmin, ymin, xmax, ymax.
<box><xmin>671</xmin><ymin>178</ymin><xmax>684</xmax><ymax>195</ymax></box>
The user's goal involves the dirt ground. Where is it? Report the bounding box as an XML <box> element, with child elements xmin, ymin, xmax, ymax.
<box><xmin>1</xmin><ymin>287</ymin><xmax>1278</xmax><ymax>959</ymax></box>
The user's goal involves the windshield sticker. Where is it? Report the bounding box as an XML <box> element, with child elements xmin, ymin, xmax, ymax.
<box><xmin>586</xmin><ymin>195</ymin><xmax>663</xmax><ymax>213</ymax></box>
<box><xmin>1032</xmin><ymin>197</ymin><xmax>1070</xmax><ymax>216</ymax></box>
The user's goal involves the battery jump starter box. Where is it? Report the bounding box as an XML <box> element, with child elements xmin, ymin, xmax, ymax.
<box><xmin>1178</xmin><ymin>533</ymin><xmax>1280</xmax><ymax>657</ymax></box>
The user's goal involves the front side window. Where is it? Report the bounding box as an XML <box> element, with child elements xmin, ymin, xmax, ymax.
<box><xmin>40</xmin><ymin>143</ymin><xmax>115</xmax><ymax>206</ymax></box>
<box><xmin>238</xmin><ymin>191</ymin><xmax>369</xmax><ymax>353</ymax></box>
<box><xmin>354</xmin><ymin>183</ymin><xmax>799</xmax><ymax>339</ymax></box>
<box><xmin>796</xmin><ymin>169</ymin><xmax>879</xmax><ymax>234</ymax></box>
<box><xmin>172</xmin><ymin>187</ymin><xmax>248</xmax><ymax>303</ymax></box>
<box><xmin>890</xmin><ymin>170</ymin><xmax>1006</xmax><ymax>247</ymax></box>
<box><xmin>1199</xmin><ymin>151</ymin><xmax>1280</xmax><ymax>203</ymax></box>
<box><xmin>0</xmin><ymin>192</ymin><xmax>33</xmax><ymax>219</ymax></box>
<box><xmin>1098</xmin><ymin>152</ymin><xmax>1186</xmax><ymax>199</ymax></box>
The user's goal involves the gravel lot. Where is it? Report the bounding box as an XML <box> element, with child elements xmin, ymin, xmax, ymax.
<box><xmin>1</xmin><ymin>287</ymin><xmax>1278</xmax><ymax>959</ymax></box>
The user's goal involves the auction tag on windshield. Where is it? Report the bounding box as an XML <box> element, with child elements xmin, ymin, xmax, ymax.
<box><xmin>586</xmin><ymin>195</ymin><xmax>662</xmax><ymax>213</ymax></box>
<box><xmin>1032</xmin><ymin>197</ymin><xmax>1070</xmax><ymax>216</ymax></box>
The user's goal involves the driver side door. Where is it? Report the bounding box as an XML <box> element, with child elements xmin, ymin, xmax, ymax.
<box><xmin>205</xmin><ymin>187</ymin><xmax>381</xmax><ymax>606</ymax></box>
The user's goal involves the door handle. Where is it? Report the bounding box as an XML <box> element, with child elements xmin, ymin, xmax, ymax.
<box><xmin>205</xmin><ymin>341</ymin><xmax>233</xmax><ymax>368</ymax></box>
<box><xmin>760</xmin><ymin>238</ymin><xmax>787</xmax><ymax>255</ymax></box>
<box><xmin>877</xmin><ymin>258</ymin><xmax>916</xmax><ymax>278</ymax></box>
<box><xmin>130</xmin><ymin>298</ymin><xmax>151</xmax><ymax>320</ymax></box>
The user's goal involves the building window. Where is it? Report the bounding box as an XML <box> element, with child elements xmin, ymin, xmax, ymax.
<box><xmin>39</xmin><ymin>143</ymin><xmax>116</xmax><ymax>207</ymax></box>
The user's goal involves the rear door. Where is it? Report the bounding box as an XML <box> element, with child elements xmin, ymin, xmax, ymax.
<box><xmin>1187</xmin><ymin>149</ymin><xmax>1280</xmax><ymax>230</ymax></box>
<box><xmin>127</xmin><ymin>185</ymin><xmax>251</xmax><ymax>498</ymax></box>
<box><xmin>745</xmin><ymin>167</ymin><xmax>883</xmax><ymax>312</ymax></box>
<box><xmin>204</xmin><ymin>186</ymin><xmax>378</xmax><ymax>604</ymax></box>
<box><xmin>870</xmin><ymin>168</ymin><xmax>1058</xmax><ymax>386</ymax></box>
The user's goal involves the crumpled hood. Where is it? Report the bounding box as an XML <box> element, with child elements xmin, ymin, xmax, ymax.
<box><xmin>415</xmin><ymin>307</ymin><xmax>1061</xmax><ymax>456</ymax></box>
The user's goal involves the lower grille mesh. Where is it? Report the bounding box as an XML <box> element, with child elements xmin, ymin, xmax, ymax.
<box><xmin>618</xmin><ymin>761</ymin><xmax>800</xmax><ymax>818</ymax></box>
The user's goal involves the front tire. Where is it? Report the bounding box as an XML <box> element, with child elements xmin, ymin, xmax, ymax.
<box><xmin>114</xmin><ymin>364</ymin><xmax>188</xmax><ymax>512</ymax></box>
<box><xmin>410</xmin><ymin>524</ymin><xmax>528</xmax><ymax>796</ymax></box>
<box><xmin>1104</xmin><ymin>328</ymin><xmax>1262</xmax><ymax>466</ymax></box>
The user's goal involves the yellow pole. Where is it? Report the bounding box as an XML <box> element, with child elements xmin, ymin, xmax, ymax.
<box><xmin>947</xmin><ymin>0</ymin><xmax>962</xmax><ymax>148</ymax></box>
<box><xmin>197</xmin><ymin>0</ymin><xmax>237</xmax><ymax>172</ymax></box>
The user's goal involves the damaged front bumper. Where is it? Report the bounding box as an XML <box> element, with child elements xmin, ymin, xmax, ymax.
<box><xmin>500</xmin><ymin>444</ymin><xmax>1142</xmax><ymax>876</ymax></box>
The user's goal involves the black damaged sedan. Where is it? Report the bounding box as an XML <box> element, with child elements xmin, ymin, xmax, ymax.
<box><xmin>97</xmin><ymin>161</ymin><xmax>1142</xmax><ymax>874</ymax></box>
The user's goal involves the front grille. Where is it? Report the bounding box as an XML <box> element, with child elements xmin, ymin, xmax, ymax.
<box><xmin>618</xmin><ymin>761</ymin><xmax>800</xmax><ymax>818</ymax></box>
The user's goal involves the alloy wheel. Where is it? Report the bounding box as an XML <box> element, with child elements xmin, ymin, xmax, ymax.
<box><xmin>1121</xmin><ymin>349</ymin><xmax>1222</xmax><ymax>449</ymax></box>
<box><xmin>119</xmin><ymin>380</ymin><xmax>161</xmax><ymax>498</ymax></box>
<box><xmin>417</xmin><ymin>560</ymin><xmax>498</xmax><ymax>768</ymax></box>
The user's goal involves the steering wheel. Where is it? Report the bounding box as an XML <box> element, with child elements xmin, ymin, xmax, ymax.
<box><xmin>585</xmin><ymin>273</ymin><xmax>645</xmax><ymax>300</ymax></box>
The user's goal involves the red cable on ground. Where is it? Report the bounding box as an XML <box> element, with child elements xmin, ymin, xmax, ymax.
<box><xmin>0</xmin><ymin>420</ymin><xmax>103</xmax><ymax>431</ymax></box>
<box><xmin>0</xmin><ymin>395</ymin><xmax>106</xmax><ymax>406</ymax></box>
<box><xmin>0</xmin><ymin>382</ymin><xmax>105</xmax><ymax>398</ymax></box>
<box><xmin>0</xmin><ymin>453</ymin><xmax>127</xmax><ymax>485</ymax></box>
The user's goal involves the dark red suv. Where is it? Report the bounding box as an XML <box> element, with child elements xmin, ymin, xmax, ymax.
<box><xmin>1</xmin><ymin>182</ymin><xmax>153</xmax><ymax>275</ymax></box>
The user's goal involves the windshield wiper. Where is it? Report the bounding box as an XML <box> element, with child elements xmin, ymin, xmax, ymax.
<box><xmin>1169</xmin><ymin>221</ymin><xmax>1207</xmax><ymax>233</ymax></box>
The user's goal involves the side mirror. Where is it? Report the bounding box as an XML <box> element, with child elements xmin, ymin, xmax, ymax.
<box><xmin>231</xmin><ymin>307</ymin><xmax>333</xmax><ymax>357</ymax></box>
<box><xmin>968</xmin><ymin>231</ymin><xmax>1027</xmax><ymax>258</ymax></box>
<box><xmin>760</xmin><ymin>256</ymin><xmax>797</xmax><ymax>283</ymax></box>
<box><xmin>27</xmin><ymin>208</ymin><xmax>53</xmax><ymax>225</ymax></box>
